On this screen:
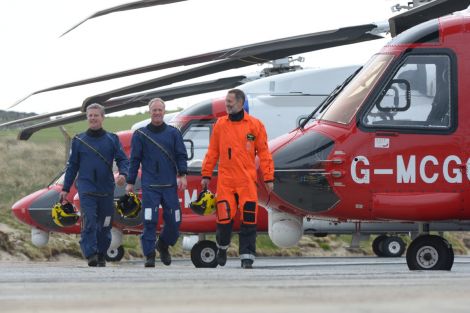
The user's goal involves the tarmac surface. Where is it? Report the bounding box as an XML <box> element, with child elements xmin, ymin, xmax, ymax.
<box><xmin>1</xmin><ymin>256</ymin><xmax>470</xmax><ymax>312</ymax></box>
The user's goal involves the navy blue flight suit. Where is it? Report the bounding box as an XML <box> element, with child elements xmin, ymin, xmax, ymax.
<box><xmin>127</xmin><ymin>123</ymin><xmax>188</xmax><ymax>257</ymax></box>
<box><xmin>63</xmin><ymin>129</ymin><xmax>129</xmax><ymax>259</ymax></box>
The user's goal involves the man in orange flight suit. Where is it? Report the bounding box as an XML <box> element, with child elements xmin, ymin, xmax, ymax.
<box><xmin>201</xmin><ymin>88</ymin><xmax>274</xmax><ymax>269</ymax></box>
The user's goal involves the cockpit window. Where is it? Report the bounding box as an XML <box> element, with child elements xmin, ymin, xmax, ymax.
<box><xmin>362</xmin><ymin>54</ymin><xmax>452</xmax><ymax>130</ymax></box>
<box><xmin>320</xmin><ymin>54</ymin><xmax>394</xmax><ymax>124</ymax></box>
<box><xmin>182</xmin><ymin>122</ymin><xmax>212</xmax><ymax>171</ymax></box>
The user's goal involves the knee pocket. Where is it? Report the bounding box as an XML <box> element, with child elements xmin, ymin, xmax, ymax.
<box><xmin>242</xmin><ymin>201</ymin><xmax>257</xmax><ymax>224</ymax></box>
<box><xmin>216</xmin><ymin>200</ymin><xmax>231</xmax><ymax>223</ymax></box>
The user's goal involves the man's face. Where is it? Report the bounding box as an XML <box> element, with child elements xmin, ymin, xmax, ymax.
<box><xmin>87</xmin><ymin>108</ymin><xmax>104</xmax><ymax>130</ymax></box>
<box><xmin>150</xmin><ymin>101</ymin><xmax>165</xmax><ymax>125</ymax></box>
<box><xmin>225</xmin><ymin>92</ymin><xmax>243</xmax><ymax>115</ymax></box>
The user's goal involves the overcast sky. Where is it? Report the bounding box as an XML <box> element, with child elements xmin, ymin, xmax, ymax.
<box><xmin>0</xmin><ymin>0</ymin><xmax>402</xmax><ymax>115</ymax></box>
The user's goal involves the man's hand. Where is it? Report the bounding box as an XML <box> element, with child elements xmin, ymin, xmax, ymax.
<box><xmin>116</xmin><ymin>174</ymin><xmax>126</xmax><ymax>187</ymax></box>
<box><xmin>125</xmin><ymin>184</ymin><xmax>134</xmax><ymax>194</ymax></box>
<box><xmin>265</xmin><ymin>182</ymin><xmax>274</xmax><ymax>194</ymax></box>
<box><xmin>177</xmin><ymin>175</ymin><xmax>187</xmax><ymax>190</ymax></box>
<box><xmin>201</xmin><ymin>177</ymin><xmax>210</xmax><ymax>190</ymax></box>
<box><xmin>59</xmin><ymin>191</ymin><xmax>69</xmax><ymax>204</ymax></box>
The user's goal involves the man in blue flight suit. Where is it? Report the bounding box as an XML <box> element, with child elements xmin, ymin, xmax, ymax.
<box><xmin>60</xmin><ymin>103</ymin><xmax>129</xmax><ymax>267</ymax></box>
<box><xmin>126</xmin><ymin>98</ymin><xmax>188</xmax><ymax>268</ymax></box>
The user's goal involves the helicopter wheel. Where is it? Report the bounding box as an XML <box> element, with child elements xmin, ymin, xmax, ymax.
<box><xmin>406</xmin><ymin>235</ymin><xmax>453</xmax><ymax>271</ymax></box>
<box><xmin>106</xmin><ymin>245</ymin><xmax>125</xmax><ymax>262</ymax></box>
<box><xmin>190</xmin><ymin>240</ymin><xmax>218</xmax><ymax>268</ymax></box>
<box><xmin>372</xmin><ymin>235</ymin><xmax>388</xmax><ymax>257</ymax></box>
<box><xmin>372</xmin><ymin>235</ymin><xmax>405</xmax><ymax>257</ymax></box>
<box><xmin>381</xmin><ymin>236</ymin><xmax>406</xmax><ymax>257</ymax></box>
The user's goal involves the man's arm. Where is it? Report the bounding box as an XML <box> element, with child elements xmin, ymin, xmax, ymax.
<box><xmin>173</xmin><ymin>128</ymin><xmax>188</xmax><ymax>177</ymax></box>
<box><xmin>126</xmin><ymin>131</ymin><xmax>142</xmax><ymax>185</ymax></box>
<box><xmin>201</xmin><ymin>120</ymin><xmax>221</xmax><ymax>179</ymax></box>
<box><xmin>61</xmin><ymin>138</ymin><xmax>80</xmax><ymax>202</ymax></box>
<box><xmin>255</xmin><ymin>121</ymin><xmax>274</xmax><ymax>187</ymax></box>
<box><xmin>112</xmin><ymin>134</ymin><xmax>129</xmax><ymax>186</ymax></box>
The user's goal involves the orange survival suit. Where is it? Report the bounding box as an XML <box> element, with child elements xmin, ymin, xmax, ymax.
<box><xmin>201</xmin><ymin>110</ymin><xmax>274</xmax><ymax>262</ymax></box>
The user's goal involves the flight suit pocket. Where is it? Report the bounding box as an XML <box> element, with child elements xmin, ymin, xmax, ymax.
<box><xmin>242</xmin><ymin>201</ymin><xmax>257</xmax><ymax>224</ymax></box>
<box><xmin>216</xmin><ymin>200</ymin><xmax>231</xmax><ymax>223</ymax></box>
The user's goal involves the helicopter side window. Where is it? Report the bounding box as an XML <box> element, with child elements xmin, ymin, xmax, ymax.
<box><xmin>363</xmin><ymin>55</ymin><xmax>452</xmax><ymax>130</ymax></box>
<box><xmin>182</xmin><ymin>123</ymin><xmax>212</xmax><ymax>173</ymax></box>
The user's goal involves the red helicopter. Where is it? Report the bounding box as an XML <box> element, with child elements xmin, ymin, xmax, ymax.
<box><xmin>255</xmin><ymin>0</ymin><xmax>470</xmax><ymax>270</ymax></box>
<box><xmin>5</xmin><ymin>0</ymin><xmax>470</xmax><ymax>269</ymax></box>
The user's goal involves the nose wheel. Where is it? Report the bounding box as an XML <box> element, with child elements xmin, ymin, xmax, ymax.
<box><xmin>106</xmin><ymin>245</ymin><xmax>125</xmax><ymax>262</ymax></box>
<box><xmin>190</xmin><ymin>240</ymin><xmax>218</xmax><ymax>268</ymax></box>
<box><xmin>372</xmin><ymin>235</ymin><xmax>406</xmax><ymax>257</ymax></box>
<box><xmin>406</xmin><ymin>235</ymin><xmax>454</xmax><ymax>270</ymax></box>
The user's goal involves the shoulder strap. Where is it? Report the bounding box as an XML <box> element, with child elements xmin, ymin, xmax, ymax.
<box><xmin>136</xmin><ymin>129</ymin><xmax>179</xmax><ymax>173</ymax></box>
<box><xmin>74</xmin><ymin>135</ymin><xmax>113</xmax><ymax>170</ymax></box>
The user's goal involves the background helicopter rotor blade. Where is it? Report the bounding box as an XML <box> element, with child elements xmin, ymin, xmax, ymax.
<box><xmin>81</xmin><ymin>23</ymin><xmax>385</xmax><ymax>109</ymax></box>
<box><xmin>389</xmin><ymin>0</ymin><xmax>470</xmax><ymax>37</ymax></box>
<box><xmin>17</xmin><ymin>75</ymin><xmax>247</xmax><ymax>140</ymax></box>
<box><xmin>60</xmin><ymin>0</ymin><xmax>187</xmax><ymax>37</ymax></box>
<box><xmin>11</xmin><ymin>23</ymin><xmax>384</xmax><ymax>109</ymax></box>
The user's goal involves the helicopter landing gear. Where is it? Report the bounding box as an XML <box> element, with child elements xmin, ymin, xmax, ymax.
<box><xmin>406</xmin><ymin>234</ymin><xmax>454</xmax><ymax>270</ymax></box>
<box><xmin>190</xmin><ymin>240</ymin><xmax>218</xmax><ymax>268</ymax></box>
<box><xmin>372</xmin><ymin>235</ymin><xmax>406</xmax><ymax>257</ymax></box>
<box><xmin>106</xmin><ymin>245</ymin><xmax>125</xmax><ymax>262</ymax></box>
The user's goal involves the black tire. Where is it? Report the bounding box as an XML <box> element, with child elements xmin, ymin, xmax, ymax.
<box><xmin>190</xmin><ymin>240</ymin><xmax>218</xmax><ymax>268</ymax></box>
<box><xmin>382</xmin><ymin>236</ymin><xmax>406</xmax><ymax>257</ymax></box>
<box><xmin>106</xmin><ymin>245</ymin><xmax>125</xmax><ymax>262</ymax></box>
<box><xmin>442</xmin><ymin>239</ymin><xmax>454</xmax><ymax>271</ymax></box>
<box><xmin>372</xmin><ymin>235</ymin><xmax>388</xmax><ymax>257</ymax></box>
<box><xmin>406</xmin><ymin>235</ymin><xmax>454</xmax><ymax>271</ymax></box>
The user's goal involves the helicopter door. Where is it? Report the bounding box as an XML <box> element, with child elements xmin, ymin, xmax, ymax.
<box><xmin>358</xmin><ymin>52</ymin><xmax>463</xmax><ymax>219</ymax></box>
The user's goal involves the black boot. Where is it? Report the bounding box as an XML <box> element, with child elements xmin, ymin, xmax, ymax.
<box><xmin>97</xmin><ymin>254</ymin><xmax>106</xmax><ymax>267</ymax></box>
<box><xmin>241</xmin><ymin>259</ymin><xmax>253</xmax><ymax>269</ymax></box>
<box><xmin>216</xmin><ymin>249</ymin><xmax>227</xmax><ymax>266</ymax></box>
<box><xmin>156</xmin><ymin>239</ymin><xmax>171</xmax><ymax>266</ymax></box>
<box><xmin>87</xmin><ymin>254</ymin><xmax>98</xmax><ymax>267</ymax></box>
<box><xmin>145</xmin><ymin>252</ymin><xmax>156</xmax><ymax>268</ymax></box>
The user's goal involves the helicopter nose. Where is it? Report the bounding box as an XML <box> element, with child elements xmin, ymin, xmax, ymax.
<box><xmin>266</xmin><ymin>131</ymin><xmax>340</xmax><ymax>215</ymax></box>
<box><xmin>12</xmin><ymin>188</ymin><xmax>63</xmax><ymax>230</ymax></box>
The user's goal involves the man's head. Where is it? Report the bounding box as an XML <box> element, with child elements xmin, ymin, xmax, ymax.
<box><xmin>225</xmin><ymin>89</ymin><xmax>245</xmax><ymax>115</ymax></box>
<box><xmin>86</xmin><ymin>103</ymin><xmax>105</xmax><ymax>130</ymax></box>
<box><xmin>148</xmin><ymin>98</ymin><xmax>166</xmax><ymax>126</ymax></box>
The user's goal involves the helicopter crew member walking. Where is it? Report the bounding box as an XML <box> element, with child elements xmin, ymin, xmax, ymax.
<box><xmin>60</xmin><ymin>103</ymin><xmax>129</xmax><ymax>267</ymax></box>
<box><xmin>201</xmin><ymin>89</ymin><xmax>274</xmax><ymax>269</ymax></box>
<box><xmin>126</xmin><ymin>98</ymin><xmax>188</xmax><ymax>268</ymax></box>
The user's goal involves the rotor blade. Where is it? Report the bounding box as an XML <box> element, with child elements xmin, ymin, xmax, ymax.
<box><xmin>12</xmin><ymin>23</ymin><xmax>384</xmax><ymax>109</ymax></box>
<box><xmin>17</xmin><ymin>75</ymin><xmax>247</xmax><ymax>140</ymax></box>
<box><xmin>0</xmin><ymin>107</ymin><xmax>80</xmax><ymax>129</ymax></box>
<box><xmin>82</xmin><ymin>24</ymin><xmax>384</xmax><ymax>109</ymax></box>
<box><xmin>103</xmin><ymin>75</ymin><xmax>247</xmax><ymax>109</ymax></box>
<box><xmin>60</xmin><ymin>0</ymin><xmax>187</xmax><ymax>37</ymax></box>
<box><xmin>389</xmin><ymin>0</ymin><xmax>470</xmax><ymax>37</ymax></box>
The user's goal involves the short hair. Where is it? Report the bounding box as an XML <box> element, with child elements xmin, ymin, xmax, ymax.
<box><xmin>228</xmin><ymin>89</ymin><xmax>246</xmax><ymax>105</ymax></box>
<box><xmin>148</xmin><ymin>98</ymin><xmax>165</xmax><ymax>109</ymax></box>
<box><xmin>86</xmin><ymin>103</ymin><xmax>105</xmax><ymax>116</ymax></box>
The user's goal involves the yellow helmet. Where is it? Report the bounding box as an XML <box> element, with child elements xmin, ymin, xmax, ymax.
<box><xmin>51</xmin><ymin>202</ymin><xmax>80</xmax><ymax>227</ymax></box>
<box><xmin>190</xmin><ymin>189</ymin><xmax>216</xmax><ymax>216</ymax></box>
<box><xmin>116</xmin><ymin>192</ymin><xmax>141</xmax><ymax>218</ymax></box>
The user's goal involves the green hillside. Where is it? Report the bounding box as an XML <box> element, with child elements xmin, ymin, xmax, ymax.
<box><xmin>0</xmin><ymin>112</ymin><xmax>149</xmax><ymax>143</ymax></box>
